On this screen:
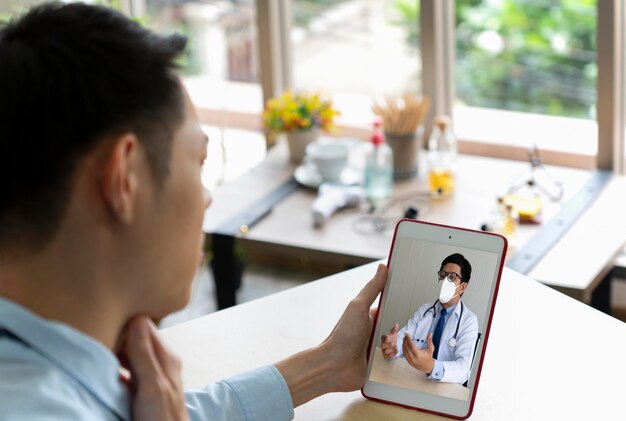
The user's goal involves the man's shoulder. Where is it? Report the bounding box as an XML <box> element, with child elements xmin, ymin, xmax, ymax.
<box><xmin>0</xmin><ymin>339</ymin><xmax>113</xmax><ymax>420</ymax></box>
<box><xmin>409</xmin><ymin>302</ymin><xmax>434</xmax><ymax>320</ymax></box>
<box><xmin>414</xmin><ymin>302</ymin><xmax>433</xmax><ymax>314</ymax></box>
<box><xmin>459</xmin><ymin>302</ymin><xmax>478</xmax><ymax>325</ymax></box>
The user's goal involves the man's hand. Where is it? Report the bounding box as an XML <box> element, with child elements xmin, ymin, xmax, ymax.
<box><xmin>119</xmin><ymin>316</ymin><xmax>189</xmax><ymax>421</ymax></box>
<box><xmin>402</xmin><ymin>332</ymin><xmax>435</xmax><ymax>375</ymax></box>
<box><xmin>381</xmin><ymin>323</ymin><xmax>399</xmax><ymax>360</ymax></box>
<box><xmin>275</xmin><ymin>264</ymin><xmax>388</xmax><ymax>407</ymax></box>
<box><xmin>321</xmin><ymin>264</ymin><xmax>388</xmax><ymax>391</ymax></box>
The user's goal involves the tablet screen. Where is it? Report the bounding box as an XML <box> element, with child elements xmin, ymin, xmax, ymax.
<box><xmin>363</xmin><ymin>219</ymin><xmax>506</xmax><ymax>418</ymax></box>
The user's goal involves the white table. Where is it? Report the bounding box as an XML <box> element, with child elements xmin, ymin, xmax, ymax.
<box><xmin>203</xmin><ymin>139</ymin><xmax>600</xmax><ymax>309</ymax></box>
<box><xmin>368</xmin><ymin>347</ymin><xmax>470</xmax><ymax>401</ymax></box>
<box><xmin>528</xmin><ymin>176</ymin><xmax>626</xmax><ymax>304</ymax></box>
<box><xmin>161</xmin><ymin>261</ymin><xmax>626</xmax><ymax>420</ymax></box>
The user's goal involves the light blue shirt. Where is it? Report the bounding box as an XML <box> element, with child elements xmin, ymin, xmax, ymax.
<box><xmin>0</xmin><ymin>297</ymin><xmax>294</xmax><ymax>421</ymax></box>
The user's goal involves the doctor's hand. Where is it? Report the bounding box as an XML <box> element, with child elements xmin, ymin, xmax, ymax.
<box><xmin>381</xmin><ymin>323</ymin><xmax>399</xmax><ymax>360</ymax></box>
<box><xmin>402</xmin><ymin>332</ymin><xmax>435</xmax><ymax>375</ymax></box>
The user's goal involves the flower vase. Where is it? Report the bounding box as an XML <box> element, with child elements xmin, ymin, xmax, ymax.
<box><xmin>286</xmin><ymin>128</ymin><xmax>319</xmax><ymax>163</ymax></box>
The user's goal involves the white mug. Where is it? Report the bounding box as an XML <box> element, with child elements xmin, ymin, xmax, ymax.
<box><xmin>305</xmin><ymin>141</ymin><xmax>348</xmax><ymax>182</ymax></box>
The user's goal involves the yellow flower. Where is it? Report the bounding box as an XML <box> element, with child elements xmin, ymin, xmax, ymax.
<box><xmin>267</xmin><ymin>98</ymin><xmax>279</xmax><ymax>109</ymax></box>
<box><xmin>262</xmin><ymin>90</ymin><xmax>339</xmax><ymax>134</ymax></box>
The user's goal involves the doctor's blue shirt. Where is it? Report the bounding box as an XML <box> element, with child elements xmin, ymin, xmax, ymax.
<box><xmin>0</xmin><ymin>297</ymin><xmax>294</xmax><ymax>421</ymax></box>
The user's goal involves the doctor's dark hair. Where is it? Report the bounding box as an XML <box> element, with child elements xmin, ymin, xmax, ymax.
<box><xmin>440</xmin><ymin>253</ymin><xmax>472</xmax><ymax>284</ymax></box>
<box><xmin>0</xmin><ymin>2</ymin><xmax>187</xmax><ymax>252</ymax></box>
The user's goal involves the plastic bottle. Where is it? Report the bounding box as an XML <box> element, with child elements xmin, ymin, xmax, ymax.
<box><xmin>364</xmin><ymin>119</ymin><xmax>393</xmax><ymax>201</ymax></box>
<box><xmin>427</xmin><ymin>115</ymin><xmax>457</xmax><ymax>197</ymax></box>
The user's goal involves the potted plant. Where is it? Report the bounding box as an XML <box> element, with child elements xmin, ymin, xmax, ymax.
<box><xmin>263</xmin><ymin>91</ymin><xmax>340</xmax><ymax>163</ymax></box>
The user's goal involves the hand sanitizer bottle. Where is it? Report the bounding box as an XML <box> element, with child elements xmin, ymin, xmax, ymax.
<box><xmin>365</xmin><ymin>119</ymin><xmax>393</xmax><ymax>201</ymax></box>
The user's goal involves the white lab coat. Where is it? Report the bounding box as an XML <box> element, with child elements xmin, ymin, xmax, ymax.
<box><xmin>395</xmin><ymin>300</ymin><xmax>479</xmax><ymax>384</ymax></box>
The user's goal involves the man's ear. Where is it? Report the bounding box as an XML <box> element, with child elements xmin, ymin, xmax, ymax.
<box><xmin>460</xmin><ymin>282</ymin><xmax>468</xmax><ymax>294</ymax></box>
<box><xmin>101</xmin><ymin>133</ymin><xmax>140</xmax><ymax>224</ymax></box>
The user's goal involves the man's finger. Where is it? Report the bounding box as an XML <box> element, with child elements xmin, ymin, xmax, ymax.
<box><xmin>402</xmin><ymin>337</ymin><xmax>415</xmax><ymax>365</ymax></box>
<box><xmin>145</xmin><ymin>320</ymin><xmax>183</xmax><ymax>390</ymax></box>
<box><xmin>426</xmin><ymin>333</ymin><xmax>435</xmax><ymax>354</ymax></box>
<box><xmin>124</xmin><ymin>316</ymin><xmax>163</xmax><ymax>387</ymax></box>
<box><xmin>381</xmin><ymin>341</ymin><xmax>395</xmax><ymax>350</ymax></box>
<box><xmin>383</xmin><ymin>346</ymin><xmax>397</xmax><ymax>356</ymax></box>
<box><xmin>402</xmin><ymin>334</ymin><xmax>417</xmax><ymax>360</ymax></box>
<box><xmin>355</xmin><ymin>264</ymin><xmax>388</xmax><ymax>306</ymax></box>
<box><xmin>390</xmin><ymin>323</ymin><xmax>398</xmax><ymax>335</ymax></box>
<box><xmin>383</xmin><ymin>348</ymin><xmax>396</xmax><ymax>359</ymax></box>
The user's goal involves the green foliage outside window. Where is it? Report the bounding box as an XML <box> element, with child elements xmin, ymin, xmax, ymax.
<box><xmin>394</xmin><ymin>0</ymin><xmax>597</xmax><ymax>119</ymax></box>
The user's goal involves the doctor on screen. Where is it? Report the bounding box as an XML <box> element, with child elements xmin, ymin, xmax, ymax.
<box><xmin>380</xmin><ymin>253</ymin><xmax>479</xmax><ymax>385</ymax></box>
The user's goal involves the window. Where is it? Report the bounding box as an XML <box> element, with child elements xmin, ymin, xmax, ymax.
<box><xmin>141</xmin><ymin>0</ymin><xmax>264</xmax><ymax>131</ymax></box>
<box><xmin>292</xmin><ymin>0</ymin><xmax>420</xmax><ymax>96</ymax></box>
<box><xmin>284</xmin><ymin>0</ymin><xmax>608</xmax><ymax>169</ymax></box>
<box><xmin>0</xmin><ymin>0</ymin><xmax>66</xmax><ymax>17</ymax></box>
<box><xmin>456</xmin><ymin>0</ymin><xmax>597</xmax><ymax>119</ymax></box>
<box><xmin>291</xmin><ymin>0</ymin><xmax>421</xmax><ymax>130</ymax></box>
<box><xmin>143</xmin><ymin>0</ymin><xmax>259</xmax><ymax>83</ymax></box>
<box><xmin>453</xmin><ymin>0</ymin><xmax>598</xmax><ymax>168</ymax></box>
<box><xmin>139</xmin><ymin>0</ymin><xmax>268</xmax><ymax>185</ymax></box>
<box><xmin>10</xmin><ymin>1</ymin><xmax>621</xmax><ymax>171</ymax></box>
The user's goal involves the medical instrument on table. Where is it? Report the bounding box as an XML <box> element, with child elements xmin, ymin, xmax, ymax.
<box><xmin>352</xmin><ymin>189</ymin><xmax>432</xmax><ymax>234</ymax></box>
<box><xmin>507</xmin><ymin>145</ymin><xmax>564</xmax><ymax>202</ymax></box>
<box><xmin>312</xmin><ymin>184</ymin><xmax>364</xmax><ymax>227</ymax></box>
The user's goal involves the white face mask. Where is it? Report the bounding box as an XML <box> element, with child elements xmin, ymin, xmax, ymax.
<box><xmin>439</xmin><ymin>279</ymin><xmax>461</xmax><ymax>304</ymax></box>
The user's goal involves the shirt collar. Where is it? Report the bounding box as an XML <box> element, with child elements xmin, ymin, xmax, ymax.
<box><xmin>0</xmin><ymin>296</ymin><xmax>131</xmax><ymax>421</ymax></box>
<box><xmin>436</xmin><ymin>300</ymin><xmax>460</xmax><ymax>316</ymax></box>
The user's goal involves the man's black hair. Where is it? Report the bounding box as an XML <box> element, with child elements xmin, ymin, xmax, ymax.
<box><xmin>0</xmin><ymin>2</ymin><xmax>187</xmax><ymax>251</ymax></box>
<box><xmin>440</xmin><ymin>253</ymin><xmax>472</xmax><ymax>284</ymax></box>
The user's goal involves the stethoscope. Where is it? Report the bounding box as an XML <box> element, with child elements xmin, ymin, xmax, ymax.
<box><xmin>422</xmin><ymin>300</ymin><xmax>464</xmax><ymax>348</ymax></box>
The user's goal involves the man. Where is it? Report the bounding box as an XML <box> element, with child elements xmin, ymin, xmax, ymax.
<box><xmin>0</xmin><ymin>3</ymin><xmax>387</xmax><ymax>420</ymax></box>
<box><xmin>380</xmin><ymin>253</ymin><xmax>478</xmax><ymax>385</ymax></box>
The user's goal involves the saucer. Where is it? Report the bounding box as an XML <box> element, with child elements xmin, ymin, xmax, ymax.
<box><xmin>294</xmin><ymin>164</ymin><xmax>362</xmax><ymax>189</ymax></box>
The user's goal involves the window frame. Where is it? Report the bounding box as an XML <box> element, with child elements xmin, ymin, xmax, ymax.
<box><xmin>596</xmin><ymin>0</ymin><xmax>625</xmax><ymax>173</ymax></box>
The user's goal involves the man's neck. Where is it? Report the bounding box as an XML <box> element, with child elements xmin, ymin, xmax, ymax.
<box><xmin>0</xmin><ymin>241</ymin><xmax>130</xmax><ymax>352</ymax></box>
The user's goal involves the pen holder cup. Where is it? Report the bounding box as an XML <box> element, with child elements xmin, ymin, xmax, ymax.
<box><xmin>385</xmin><ymin>127</ymin><xmax>423</xmax><ymax>180</ymax></box>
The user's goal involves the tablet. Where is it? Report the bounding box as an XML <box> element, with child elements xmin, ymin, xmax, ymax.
<box><xmin>362</xmin><ymin>219</ymin><xmax>507</xmax><ymax>419</ymax></box>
